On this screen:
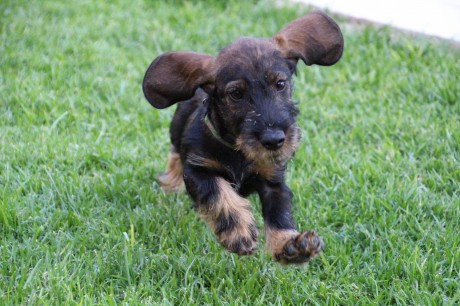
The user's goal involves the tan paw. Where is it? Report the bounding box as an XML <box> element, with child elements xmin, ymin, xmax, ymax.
<box><xmin>274</xmin><ymin>230</ymin><xmax>324</xmax><ymax>264</ymax></box>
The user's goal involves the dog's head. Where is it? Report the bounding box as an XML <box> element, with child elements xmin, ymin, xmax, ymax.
<box><xmin>143</xmin><ymin>11</ymin><xmax>343</xmax><ymax>162</ymax></box>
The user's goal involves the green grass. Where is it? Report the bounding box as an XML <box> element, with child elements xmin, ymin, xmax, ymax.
<box><xmin>1</xmin><ymin>0</ymin><xmax>459</xmax><ymax>304</ymax></box>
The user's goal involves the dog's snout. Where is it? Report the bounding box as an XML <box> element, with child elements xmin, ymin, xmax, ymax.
<box><xmin>260</xmin><ymin>129</ymin><xmax>285</xmax><ymax>150</ymax></box>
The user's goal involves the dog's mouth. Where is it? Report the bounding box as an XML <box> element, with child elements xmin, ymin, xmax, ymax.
<box><xmin>235</xmin><ymin>123</ymin><xmax>301</xmax><ymax>164</ymax></box>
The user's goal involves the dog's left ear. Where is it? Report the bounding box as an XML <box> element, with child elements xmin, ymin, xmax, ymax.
<box><xmin>274</xmin><ymin>11</ymin><xmax>344</xmax><ymax>66</ymax></box>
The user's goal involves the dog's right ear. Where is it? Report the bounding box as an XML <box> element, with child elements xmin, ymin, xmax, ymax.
<box><xmin>142</xmin><ymin>52</ymin><xmax>214</xmax><ymax>109</ymax></box>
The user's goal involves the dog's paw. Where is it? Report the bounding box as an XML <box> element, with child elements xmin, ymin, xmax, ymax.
<box><xmin>274</xmin><ymin>230</ymin><xmax>323</xmax><ymax>265</ymax></box>
<box><xmin>218</xmin><ymin>224</ymin><xmax>259</xmax><ymax>256</ymax></box>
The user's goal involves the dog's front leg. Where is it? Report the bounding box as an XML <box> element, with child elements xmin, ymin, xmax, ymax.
<box><xmin>183</xmin><ymin>164</ymin><xmax>258</xmax><ymax>255</ymax></box>
<box><xmin>258</xmin><ymin>182</ymin><xmax>324</xmax><ymax>264</ymax></box>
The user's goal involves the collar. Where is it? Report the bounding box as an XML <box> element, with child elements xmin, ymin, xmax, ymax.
<box><xmin>203</xmin><ymin>113</ymin><xmax>235</xmax><ymax>150</ymax></box>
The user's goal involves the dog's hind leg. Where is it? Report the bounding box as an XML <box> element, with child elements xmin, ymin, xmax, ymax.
<box><xmin>157</xmin><ymin>146</ymin><xmax>185</xmax><ymax>192</ymax></box>
<box><xmin>157</xmin><ymin>99</ymin><xmax>201</xmax><ymax>192</ymax></box>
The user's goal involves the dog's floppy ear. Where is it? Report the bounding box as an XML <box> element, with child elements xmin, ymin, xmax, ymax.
<box><xmin>142</xmin><ymin>52</ymin><xmax>214</xmax><ymax>109</ymax></box>
<box><xmin>274</xmin><ymin>11</ymin><xmax>344</xmax><ymax>66</ymax></box>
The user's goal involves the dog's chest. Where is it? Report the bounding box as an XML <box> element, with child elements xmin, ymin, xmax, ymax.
<box><xmin>220</xmin><ymin>155</ymin><xmax>253</xmax><ymax>188</ymax></box>
<box><xmin>219</xmin><ymin>154</ymin><xmax>282</xmax><ymax>194</ymax></box>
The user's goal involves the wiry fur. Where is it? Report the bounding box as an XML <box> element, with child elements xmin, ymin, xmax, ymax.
<box><xmin>142</xmin><ymin>11</ymin><xmax>344</xmax><ymax>264</ymax></box>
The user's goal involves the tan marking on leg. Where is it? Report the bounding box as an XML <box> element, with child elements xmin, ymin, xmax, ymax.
<box><xmin>157</xmin><ymin>148</ymin><xmax>185</xmax><ymax>192</ymax></box>
<box><xmin>265</xmin><ymin>227</ymin><xmax>298</xmax><ymax>258</ymax></box>
<box><xmin>199</xmin><ymin>178</ymin><xmax>258</xmax><ymax>255</ymax></box>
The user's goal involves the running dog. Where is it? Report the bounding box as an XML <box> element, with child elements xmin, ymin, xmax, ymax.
<box><xmin>142</xmin><ymin>11</ymin><xmax>344</xmax><ymax>264</ymax></box>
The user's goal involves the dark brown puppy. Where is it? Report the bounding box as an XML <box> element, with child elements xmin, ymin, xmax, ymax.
<box><xmin>143</xmin><ymin>11</ymin><xmax>344</xmax><ymax>264</ymax></box>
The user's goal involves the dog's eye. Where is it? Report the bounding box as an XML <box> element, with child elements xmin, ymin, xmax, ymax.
<box><xmin>229</xmin><ymin>89</ymin><xmax>243</xmax><ymax>101</ymax></box>
<box><xmin>275</xmin><ymin>80</ymin><xmax>286</xmax><ymax>91</ymax></box>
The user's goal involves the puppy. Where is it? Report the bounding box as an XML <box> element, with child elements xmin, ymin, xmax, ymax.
<box><xmin>142</xmin><ymin>11</ymin><xmax>344</xmax><ymax>264</ymax></box>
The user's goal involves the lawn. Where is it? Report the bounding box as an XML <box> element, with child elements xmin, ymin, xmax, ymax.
<box><xmin>1</xmin><ymin>0</ymin><xmax>459</xmax><ymax>304</ymax></box>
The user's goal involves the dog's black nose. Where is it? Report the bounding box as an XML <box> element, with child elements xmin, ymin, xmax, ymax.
<box><xmin>260</xmin><ymin>129</ymin><xmax>285</xmax><ymax>150</ymax></box>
